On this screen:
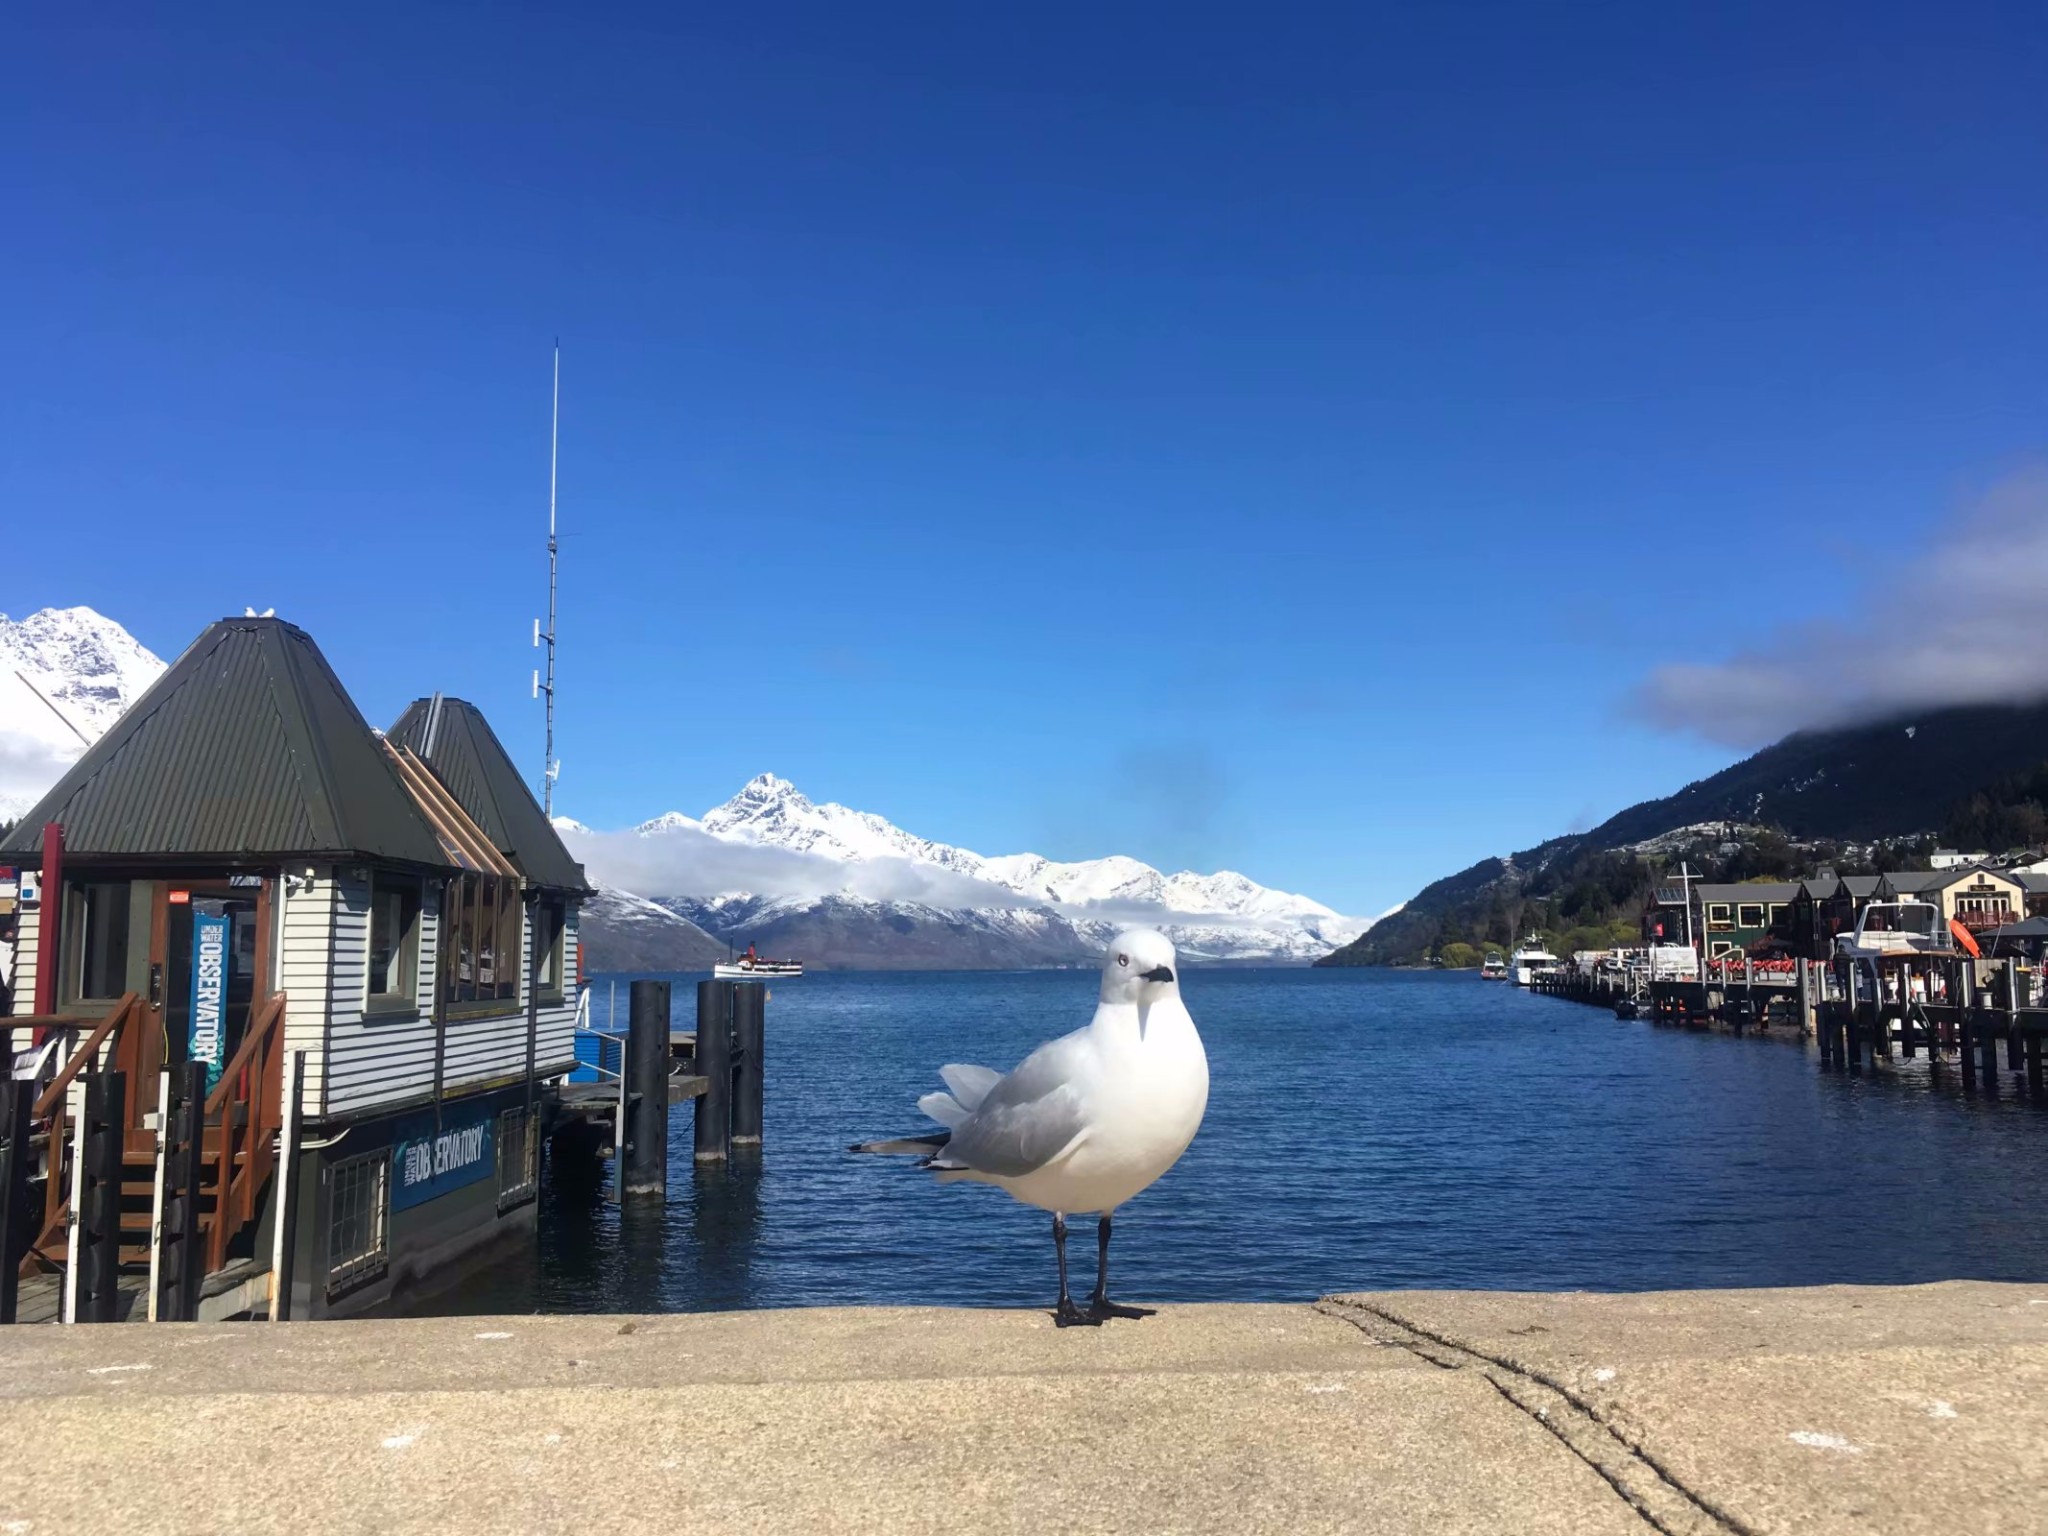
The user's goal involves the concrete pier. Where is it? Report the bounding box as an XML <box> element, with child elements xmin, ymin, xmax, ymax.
<box><xmin>1</xmin><ymin>1281</ymin><xmax>2043</xmax><ymax>1533</ymax></box>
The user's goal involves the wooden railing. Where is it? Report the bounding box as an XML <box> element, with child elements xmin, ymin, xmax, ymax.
<box><xmin>204</xmin><ymin>992</ymin><xmax>287</xmax><ymax>1273</ymax></box>
<box><xmin>22</xmin><ymin>994</ymin><xmax>144</xmax><ymax>1268</ymax></box>
<box><xmin>16</xmin><ymin>990</ymin><xmax>288</xmax><ymax>1284</ymax></box>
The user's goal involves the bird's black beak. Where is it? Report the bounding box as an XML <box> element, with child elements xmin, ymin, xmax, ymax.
<box><xmin>1141</xmin><ymin>965</ymin><xmax>1175</xmax><ymax>983</ymax></box>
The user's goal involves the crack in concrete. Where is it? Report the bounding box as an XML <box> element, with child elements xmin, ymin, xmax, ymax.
<box><xmin>1314</xmin><ymin>1298</ymin><xmax>1753</xmax><ymax>1536</ymax></box>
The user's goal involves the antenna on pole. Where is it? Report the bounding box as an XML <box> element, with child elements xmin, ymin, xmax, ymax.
<box><xmin>536</xmin><ymin>339</ymin><xmax>561</xmax><ymax>814</ymax></box>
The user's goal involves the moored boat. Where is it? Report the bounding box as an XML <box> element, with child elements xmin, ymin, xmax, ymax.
<box><xmin>1508</xmin><ymin>935</ymin><xmax>1561</xmax><ymax>986</ymax></box>
<box><xmin>1480</xmin><ymin>952</ymin><xmax>1509</xmax><ymax>980</ymax></box>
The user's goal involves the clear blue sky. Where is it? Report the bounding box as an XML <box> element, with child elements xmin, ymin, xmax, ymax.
<box><xmin>7</xmin><ymin>3</ymin><xmax>2046</xmax><ymax>914</ymax></box>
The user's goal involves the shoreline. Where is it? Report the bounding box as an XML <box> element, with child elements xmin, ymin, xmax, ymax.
<box><xmin>4</xmin><ymin>1280</ymin><xmax>2042</xmax><ymax>1533</ymax></box>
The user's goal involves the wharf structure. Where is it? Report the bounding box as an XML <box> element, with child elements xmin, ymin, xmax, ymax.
<box><xmin>1532</xmin><ymin>860</ymin><xmax>2048</xmax><ymax>1091</ymax></box>
<box><xmin>0</xmin><ymin>616</ymin><xmax>589</xmax><ymax>1322</ymax></box>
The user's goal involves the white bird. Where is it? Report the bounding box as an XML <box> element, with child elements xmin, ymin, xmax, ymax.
<box><xmin>853</xmin><ymin>928</ymin><xmax>1209</xmax><ymax>1326</ymax></box>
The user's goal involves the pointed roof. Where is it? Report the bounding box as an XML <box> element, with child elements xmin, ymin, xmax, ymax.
<box><xmin>388</xmin><ymin>697</ymin><xmax>589</xmax><ymax>892</ymax></box>
<box><xmin>0</xmin><ymin>618</ymin><xmax>452</xmax><ymax>869</ymax></box>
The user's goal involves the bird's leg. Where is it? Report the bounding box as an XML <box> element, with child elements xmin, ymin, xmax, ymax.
<box><xmin>1089</xmin><ymin>1212</ymin><xmax>1155</xmax><ymax>1321</ymax></box>
<box><xmin>1052</xmin><ymin>1213</ymin><xmax>1096</xmax><ymax>1327</ymax></box>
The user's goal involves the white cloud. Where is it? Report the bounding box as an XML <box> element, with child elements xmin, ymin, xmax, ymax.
<box><xmin>1630</xmin><ymin>470</ymin><xmax>2048</xmax><ymax>747</ymax></box>
<box><xmin>0</xmin><ymin>736</ymin><xmax>83</xmax><ymax>822</ymax></box>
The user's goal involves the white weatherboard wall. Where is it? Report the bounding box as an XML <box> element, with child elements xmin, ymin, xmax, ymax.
<box><xmin>277</xmin><ymin>871</ymin><xmax>337</xmax><ymax>1119</ymax></box>
<box><xmin>320</xmin><ymin>870</ymin><xmax>437</xmax><ymax>1117</ymax></box>
<box><xmin>312</xmin><ymin>872</ymin><xmax>580</xmax><ymax>1119</ymax></box>
<box><xmin>8</xmin><ymin>904</ymin><xmax>40</xmax><ymax>1018</ymax></box>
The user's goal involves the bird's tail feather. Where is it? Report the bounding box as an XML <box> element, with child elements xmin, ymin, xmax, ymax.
<box><xmin>939</xmin><ymin>1063</ymin><xmax>1001</xmax><ymax>1111</ymax></box>
<box><xmin>848</xmin><ymin>1132</ymin><xmax>950</xmax><ymax>1156</ymax></box>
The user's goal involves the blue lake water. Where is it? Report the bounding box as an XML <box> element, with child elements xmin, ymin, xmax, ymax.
<box><xmin>425</xmin><ymin>967</ymin><xmax>2048</xmax><ymax>1314</ymax></box>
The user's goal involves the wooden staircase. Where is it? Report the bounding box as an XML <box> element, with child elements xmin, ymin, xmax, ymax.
<box><xmin>15</xmin><ymin>992</ymin><xmax>287</xmax><ymax>1300</ymax></box>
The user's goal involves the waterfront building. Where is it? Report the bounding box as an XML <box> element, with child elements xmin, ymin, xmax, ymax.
<box><xmin>1692</xmin><ymin>882</ymin><xmax>1802</xmax><ymax>962</ymax></box>
<box><xmin>1881</xmin><ymin>865</ymin><xmax>2025</xmax><ymax>936</ymax></box>
<box><xmin>2</xmin><ymin>616</ymin><xmax>587</xmax><ymax>1319</ymax></box>
<box><xmin>2015</xmin><ymin>872</ymin><xmax>2048</xmax><ymax>918</ymax></box>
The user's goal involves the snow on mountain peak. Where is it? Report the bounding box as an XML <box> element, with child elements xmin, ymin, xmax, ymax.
<box><xmin>0</xmin><ymin>606</ymin><xmax>165</xmax><ymax>740</ymax></box>
<box><xmin>630</xmin><ymin>774</ymin><xmax>1359</xmax><ymax>958</ymax></box>
<box><xmin>635</xmin><ymin>810</ymin><xmax>704</xmax><ymax>835</ymax></box>
<box><xmin>1</xmin><ymin>607</ymin><xmax>167</xmax><ymax>818</ymax></box>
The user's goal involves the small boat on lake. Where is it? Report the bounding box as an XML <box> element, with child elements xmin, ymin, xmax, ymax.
<box><xmin>1480</xmin><ymin>953</ymin><xmax>1509</xmax><ymax>980</ymax></box>
<box><xmin>715</xmin><ymin>942</ymin><xmax>803</xmax><ymax>980</ymax></box>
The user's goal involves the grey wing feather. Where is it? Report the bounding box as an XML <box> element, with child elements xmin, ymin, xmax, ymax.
<box><xmin>936</xmin><ymin>1032</ymin><xmax>1092</xmax><ymax>1178</ymax></box>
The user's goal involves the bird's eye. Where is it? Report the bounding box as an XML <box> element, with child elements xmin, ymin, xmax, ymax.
<box><xmin>1116</xmin><ymin>954</ymin><xmax>1128</xmax><ymax>967</ymax></box>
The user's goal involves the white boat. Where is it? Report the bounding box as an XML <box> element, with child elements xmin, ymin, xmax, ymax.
<box><xmin>1480</xmin><ymin>953</ymin><xmax>1509</xmax><ymax>981</ymax></box>
<box><xmin>1508</xmin><ymin>936</ymin><xmax>1561</xmax><ymax>986</ymax></box>
<box><xmin>714</xmin><ymin>945</ymin><xmax>803</xmax><ymax>980</ymax></box>
<box><xmin>1833</xmin><ymin>901</ymin><xmax>1948</xmax><ymax>960</ymax></box>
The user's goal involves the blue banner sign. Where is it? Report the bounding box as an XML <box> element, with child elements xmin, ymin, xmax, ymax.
<box><xmin>188</xmin><ymin>909</ymin><xmax>231</xmax><ymax>1091</ymax></box>
<box><xmin>391</xmin><ymin>1113</ymin><xmax>496</xmax><ymax>1211</ymax></box>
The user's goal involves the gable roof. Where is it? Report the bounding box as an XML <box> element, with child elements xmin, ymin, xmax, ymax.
<box><xmin>388</xmin><ymin>697</ymin><xmax>590</xmax><ymax>892</ymax></box>
<box><xmin>1695</xmin><ymin>882</ymin><xmax>1802</xmax><ymax>905</ymax></box>
<box><xmin>1836</xmin><ymin>874</ymin><xmax>1886</xmax><ymax>899</ymax></box>
<box><xmin>0</xmin><ymin>618</ymin><xmax>452</xmax><ymax>869</ymax></box>
<box><xmin>1882</xmin><ymin>870</ymin><xmax>1947</xmax><ymax>894</ymax></box>
<box><xmin>1912</xmin><ymin>864</ymin><xmax>2024</xmax><ymax>894</ymax></box>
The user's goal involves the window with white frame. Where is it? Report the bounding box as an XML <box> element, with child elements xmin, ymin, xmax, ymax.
<box><xmin>532</xmin><ymin>898</ymin><xmax>567</xmax><ymax>1001</ymax></box>
<box><xmin>327</xmin><ymin>1149</ymin><xmax>390</xmax><ymax>1293</ymax></box>
<box><xmin>366</xmin><ymin>873</ymin><xmax>422</xmax><ymax>1012</ymax></box>
<box><xmin>1737</xmin><ymin>903</ymin><xmax>1765</xmax><ymax>930</ymax></box>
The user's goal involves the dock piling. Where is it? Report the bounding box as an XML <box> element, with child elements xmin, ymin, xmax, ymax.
<box><xmin>694</xmin><ymin>980</ymin><xmax>733</xmax><ymax>1162</ymax></box>
<box><xmin>77</xmin><ymin>1070</ymin><xmax>125</xmax><ymax>1323</ymax></box>
<box><xmin>623</xmin><ymin>980</ymin><xmax>671</xmax><ymax>1197</ymax></box>
<box><xmin>731</xmin><ymin>983</ymin><xmax>765</xmax><ymax>1146</ymax></box>
<box><xmin>155</xmin><ymin>1062</ymin><xmax>206</xmax><ymax>1322</ymax></box>
<box><xmin>0</xmin><ymin>1080</ymin><xmax>32</xmax><ymax>1325</ymax></box>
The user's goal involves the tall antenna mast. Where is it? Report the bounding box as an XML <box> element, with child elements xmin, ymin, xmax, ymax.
<box><xmin>533</xmin><ymin>340</ymin><xmax>561</xmax><ymax>814</ymax></box>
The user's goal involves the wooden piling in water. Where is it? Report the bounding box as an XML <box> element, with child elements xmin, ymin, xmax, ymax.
<box><xmin>623</xmin><ymin>980</ymin><xmax>671</xmax><ymax>1195</ymax></box>
<box><xmin>731</xmin><ymin>983</ymin><xmax>765</xmax><ymax>1146</ymax></box>
<box><xmin>694</xmin><ymin>980</ymin><xmax>733</xmax><ymax>1162</ymax></box>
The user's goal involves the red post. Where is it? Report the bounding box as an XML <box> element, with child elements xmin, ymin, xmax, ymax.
<box><xmin>32</xmin><ymin>822</ymin><xmax>63</xmax><ymax>1022</ymax></box>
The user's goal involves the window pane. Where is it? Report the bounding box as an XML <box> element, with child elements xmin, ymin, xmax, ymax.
<box><xmin>368</xmin><ymin>878</ymin><xmax>418</xmax><ymax>1002</ymax></box>
<box><xmin>369</xmin><ymin>886</ymin><xmax>402</xmax><ymax>997</ymax></box>
<box><xmin>476</xmin><ymin>880</ymin><xmax>498</xmax><ymax>993</ymax></box>
<box><xmin>536</xmin><ymin>902</ymin><xmax>562</xmax><ymax>990</ymax></box>
<box><xmin>458</xmin><ymin>877</ymin><xmax>479</xmax><ymax>1002</ymax></box>
<box><xmin>77</xmin><ymin>881</ymin><xmax>132</xmax><ymax>999</ymax></box>
<box><xmin>496</xmin><ymin>882</ymin><xmax>521</xmax><ymax>1001</ymax></box>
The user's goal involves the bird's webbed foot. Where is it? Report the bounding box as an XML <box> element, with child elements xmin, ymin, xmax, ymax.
<box><xmin>1054</xmin><ymin>1296</ymin><xmax>1102</xmax><ymax>1328</ymax></box>
<box><xmin>1087</xmin><ymin>1295</ymin><xmax>1155</xmax><ymax>1322</ymax></box>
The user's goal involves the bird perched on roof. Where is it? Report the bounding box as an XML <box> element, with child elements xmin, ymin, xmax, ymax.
<box><xmin>852</xmin><ymin>928</ymin><xmax>1209</xmax><ymax>1326</ymax></box>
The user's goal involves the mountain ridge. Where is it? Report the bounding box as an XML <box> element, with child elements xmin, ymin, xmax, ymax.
<box><xmin>570</xmin><ymin>772</ymin><xmax>1370</xmax><ymax>970</ymax></box>
<box><xmin>1323</xmin><ymin>699</ymin><xmax>2048</xmax><ymax>967</ymax></box>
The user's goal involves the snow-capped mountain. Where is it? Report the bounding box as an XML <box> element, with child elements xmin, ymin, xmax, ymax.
<box><xmin>569</xmin><ymin>772</ymin><xmax>1373</xmax><ymax>968</ymax></box>
<box><xmin>579</xmin><ymin>887</ymin><xmax>728</xmax><ymax>973</ymax></box>
<box><xmin>0</xmin><ymin>607</ymin><xmax>167</xmax><ymax>819</ymax></box>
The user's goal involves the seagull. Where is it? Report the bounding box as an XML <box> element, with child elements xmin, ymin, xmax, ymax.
<box><xmin>852</xmin><ymin>928</ymin><xmax>1209</xmax><ymax>1326</ymax></box>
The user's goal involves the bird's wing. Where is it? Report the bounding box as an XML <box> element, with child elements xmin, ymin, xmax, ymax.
<box><xmin>936</xmin><ymin>1031</ymin><xmax>1093</xmax><ymax>1178</ymax></box>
